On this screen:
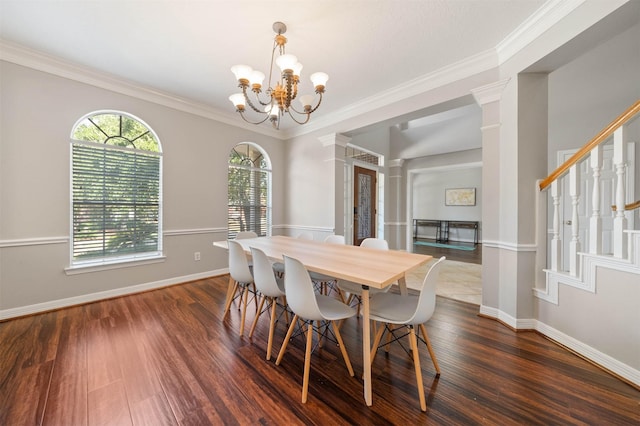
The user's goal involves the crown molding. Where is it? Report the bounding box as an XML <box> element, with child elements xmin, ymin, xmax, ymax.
<box><xmin>496</xmin><ymin>0</ymin><xmax>587</xmax><ymax>64</ymax></box>
<box><xmin>286</xmin><ymin>48</ymin><xmax>499</xmax><ymax>139</ymax></box>
<box><xmin>0</xmin><ymin>40</ymin><xmax>285</xmax><ymax>140</ymax></box>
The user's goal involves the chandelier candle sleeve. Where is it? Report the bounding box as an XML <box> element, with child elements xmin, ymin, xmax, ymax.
<box><xmin>228</xmin><ymin>21</ymin><xmax>328</xmax><ymax>129</ymax></box>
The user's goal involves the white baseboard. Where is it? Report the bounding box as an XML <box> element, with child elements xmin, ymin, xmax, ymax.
<box><xmin>0</xmin><ymin>268</ymin><xmax>228</xmax><ymax>320</ymax></box>
<box><xmin>479</xmin><ymin>305</ymin><xmax>640</xmax><ymax>388</ymax></box>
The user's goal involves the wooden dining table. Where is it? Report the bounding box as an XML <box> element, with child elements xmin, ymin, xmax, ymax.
<box><xmin>213</xmin><ymin>235</ymin><xmax>432</xmax><ymax>406</ymax></box>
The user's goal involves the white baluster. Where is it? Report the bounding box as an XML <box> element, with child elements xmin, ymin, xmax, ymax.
<box><xmin>569</xmin><ymin>165</ymin><xmax>580</xmax><ymax>277</ymax></box>
<box><xmin>612</xmin><ymin>127</ymin><xmax>627</xmax><ymax>259</ymax></box>
<box><xmin>550</xmin><ymin>181</ymin><xmax>561</xmax><ymax>272</ymax></box>
<box><xmin>589</xmin><ymin>145</ymin><xmax>602</xmax><ymax>254</ymax></box>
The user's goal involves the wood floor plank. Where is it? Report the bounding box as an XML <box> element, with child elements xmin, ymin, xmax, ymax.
<box><xmin>1</xmin><ymin>275</ymin><xmax>638</xmax><ymax>425</ymax></box>
<box><xmin>87</xmin><ymin>381</ymin><xmax>132</xmax><ymax>426</ymax></box>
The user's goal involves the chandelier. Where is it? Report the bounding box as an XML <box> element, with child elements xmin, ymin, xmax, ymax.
<box><xmin>228</xmin><ymin>22</ymin><xmax>328</xmax><ymax>129</ymax></box>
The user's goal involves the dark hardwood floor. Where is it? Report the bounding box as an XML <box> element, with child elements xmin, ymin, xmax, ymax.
<box><xmin>1</xmin><ymin>274</ymin><xmax>638</xmax><ymax>425</ymax></box>
<box><xmin>412</xmin><ymin>238</ymin><xmax>482</xmax><ymax>264</ymax></box>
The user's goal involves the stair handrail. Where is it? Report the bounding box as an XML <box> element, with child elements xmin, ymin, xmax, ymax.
<box><xmin>612</xmin><ymin>200</ymin><xmax>640</xmax><ymax>212</ymax></box>
<box><xmin>539</xmin><ymin>99</ymin><xmax>640</xmax><ymax>191</ymax></box>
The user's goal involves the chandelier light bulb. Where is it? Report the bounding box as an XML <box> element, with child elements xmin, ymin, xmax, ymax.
<box><xmin>299</xmin><ymin>94</ymin><xmax>314</xmax><ymax>110</ymax></box>
<box><xmin>229</xmin><ymin>93</ymin><xmax>246</xmax><ymax>109</ymax></box>
<box><xmin>249</xmin><ymin>70</ymin><xmax>265</xmax><ymax>88</ymax></box>
<box><xmin>276</xmin><ymin>54</ymin><xmax>298</xmax><ymax>72</ymax></box>
<box><xmin>310</xmin><ymin>72</ymin><xmax>329</xmax><ymax>90</ymax></box>
<box><xmin>292</xmin><ymin>62</ymin><xmax>303</xmax><ymax>78</ymax></box>
<box><xmin>265</xmin><ymin>104</ymin><xmax>279</xmax><ymax>117</ymax></box>
<box><xmin>231</xmin><ymin>65</ymin><xmax>253</xmax><ymax>82</ymax></box>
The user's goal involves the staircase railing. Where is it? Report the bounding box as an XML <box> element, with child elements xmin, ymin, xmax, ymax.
<box><xmin>539</xmin><ymin>100</ymin><xmax>640</xmax><ymax>275</ymax></box>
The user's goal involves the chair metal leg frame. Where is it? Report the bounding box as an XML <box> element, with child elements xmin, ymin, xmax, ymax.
<box><xmin>370</xmin><ymin>322</ymin><xmax>440</xmax><ymax>412</ymax></box>
<box><xmin>275</xmin><ymin>316</ymin><xmax>355</xmax><ymax>403</ymax></box>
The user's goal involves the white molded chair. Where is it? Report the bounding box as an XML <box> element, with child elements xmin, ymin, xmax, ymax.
<box><xmin>323</xmin><ymin>234</ymin><xmax>345</xmax><ymax>245</ymax></box>
<box><xmin>309</xmin><ymin>234</ymin><xmax>346</xmax><ymax>297</ymax></box>
<box><xmin>368</xmin><ymin>256</ymin><xmax>445</xmax><ymax>411</ymax></box>
<box><xmin>223</xmin><ymin>240</ymin><xmax>256</xmax><ymax>336</ymax></box>
<box><xmin>235</xmin><ymin>231</ymin><xmax>258</xmax><ymax>239</ymax></box>
<box><xmin>248</xmin><ymin>247</ymin><xmax>289</xmax><ymax>360</ymax></box>
<box><xmin>296</xmin><ymin>231</ymin><xmax>314</xmax><ymax>240</ymax></box>
<box><xmin>337</xmin><ymin>237</ymin><xmax>392</xmax><ymax>314</ymax></box>
<box><xmin>275</xmin><ymin>255</ymin><xmax>356</xmax><ymax>403</ymax></box>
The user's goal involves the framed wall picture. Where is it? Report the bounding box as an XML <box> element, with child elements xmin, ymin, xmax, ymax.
<box><xmin>445</xmin><ymin>188</ymin><xmax>476</xmax><ymax>206</ymax></box>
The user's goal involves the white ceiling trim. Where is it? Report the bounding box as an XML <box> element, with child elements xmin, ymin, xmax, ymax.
<box><xmin>0</xmin><ymin>40</ymin><xmax>284</xmax><ymax>140</ymax></box>
<box><xmin>496</xmin><ymin>0</ymin><xmax>586</xmax><ymax>63</ymax></box>
<box><xmin>285</xmin><ymin>48</ymin><xmax>498</xmax><ymax>139</ymax></box>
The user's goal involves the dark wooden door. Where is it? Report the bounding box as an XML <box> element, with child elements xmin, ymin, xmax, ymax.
<box><xmin>353</xmin><ymin>166</ymin><xmax>377</xmax><ymax>245</ymax></box>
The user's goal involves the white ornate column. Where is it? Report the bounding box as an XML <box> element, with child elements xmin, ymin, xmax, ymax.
<box><xmin>471</xmin><ymin>78</ymin><xmax>510</xmax><ymax>310</ymax></box>
<box><xmin>388</xmin><ymin>159</ymin><xmax>405</xmax><ymax>250</ymax></box>
<box><xmin>319</xmin><ymin>133</ymin><xmax>351</xmax><ymax>238</ymax></box>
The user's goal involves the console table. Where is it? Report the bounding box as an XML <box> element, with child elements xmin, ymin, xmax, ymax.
<box><xmin>413</xmin><ymin>219</ymin><xmax>479</xmax><ymax>245</ymax></box>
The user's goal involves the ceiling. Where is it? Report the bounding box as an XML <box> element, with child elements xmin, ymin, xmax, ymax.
<box><xmin>0</xmin><ymin>0</ymin><xmax>548</xmax><ymax>145</ymax></box>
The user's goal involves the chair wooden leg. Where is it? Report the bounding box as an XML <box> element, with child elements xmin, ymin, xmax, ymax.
<box><xmin>223</xmin><ymin>280</ymin><xmax>239</xmax><ymax>318</ymax></box>
<box><xmin>275</xmin><ymin>314</ymin><xmax>298</xmax><ymax>365</ymax></box>
<box><xmin>302</xmin><ymin>322</ymin><xmax>314</xmax><ymax>403</ymax></box>
<box><xmin>409</xmin><ymin>326</ymin><xmax>427</xmax><ymax>411</ymax></box>
<box><xmin>266</xmin><ymin>298</ymin><xmax>277</xmax><ymax>360</ymax></box>
<box><xmin>332</xmin><ymin>321</ymin><xmax>355</xmax><ymax>377</ymax></box>
<box><xmin>370</xmin><ymin>322</ymin><xmax>386</xmax><ymax>366</ymax></box>
<box><xmin>249</xmin><ymin>295</ymin><xmax>267</xmax><ymax>338</ymax></box>
<box><xmin>419</xmin><ymin>324</ymin><xmax>441</xmax><ymax>375</ymax></box>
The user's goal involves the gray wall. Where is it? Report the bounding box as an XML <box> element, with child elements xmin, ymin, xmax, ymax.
<box><xmin>411</xmin><ymin>167</ymin><xmax>482</xmax><ymax>242</ymax></box>
<box><xmin>0</xmin><ymin>61</ymin><xmax>284</xmax><ymax>313</ymax></box>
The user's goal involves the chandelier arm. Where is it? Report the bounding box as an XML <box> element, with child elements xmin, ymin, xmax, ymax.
<box><xmin>285</xmin><ymin>109</ymin><xmax>311</xmax><ymax>125</ymax></box>
<box><xmin>253</xmin><ymin>90</ymin><xmax>275</xmax><ymax>107</ymax></box>
<box><xmin>288</xmin><ymin>92</ymin><xmax>323</xmax><ymax>116</ymax></box>
<box><xmin>307</xmin><ymin>92</ymin><xmax>324</xmax><ymax>114</ymax></box>
<box><xmin>242</xmin><ymin>86</ymin><xmax>271</xmax><ymax>114</ymax></box>
<box><xmin>237</xmin><ymin>110</ymin><xmax>273</xmax><ymax>126</ymax></box>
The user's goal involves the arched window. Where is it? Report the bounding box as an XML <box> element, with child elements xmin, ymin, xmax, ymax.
<box><xmin>70</xmin><ymin>111</ymin><xmax>162</xmax><ymax>265</ymax></box>
<box><xmin>228</xmin><ymin>143</ymin><xmax>271</xmax><ymax>239</ymax></box>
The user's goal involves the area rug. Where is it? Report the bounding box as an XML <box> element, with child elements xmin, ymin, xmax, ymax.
<box><xmin>404</xmin><ymin>259</ymin><xmax>482</xmax><ymax>305</ymax></box>
<box><xmin>414</xmin><ymin>241</ymin><xmax>476</xmax><ymax>251</ymax></box>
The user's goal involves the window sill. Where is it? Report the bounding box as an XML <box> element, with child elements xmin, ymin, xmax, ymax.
<box><xmin>65</xmin><ymin>254</ymin><xmax>166</xmax><ymax>275</ymax></box>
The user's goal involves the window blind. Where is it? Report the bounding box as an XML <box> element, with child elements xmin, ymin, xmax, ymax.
<box><xmin>227</xmin><ymin>165</ymin><xmax>270</xmax><ymax>239</ymax></box>
<box><xmin>72</xmin><ymin>143</ymin><xmax>160</xmax><ymax>261</ymax></box>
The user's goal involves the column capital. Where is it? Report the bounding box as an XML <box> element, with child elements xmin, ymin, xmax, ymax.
<box><xmin>389</xmin><ymin>159</ymin><xmax>405</xmax><ymax>168</ymax></box>
<box><xmin>471</xmin><ymin>78</ymin><xmax>511</xmax><ymax>106</ymax></box>
<box><xmin>319</xmin><ymin>133</ymin><xmax>351</xmax><ymax>148</ymax></box>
